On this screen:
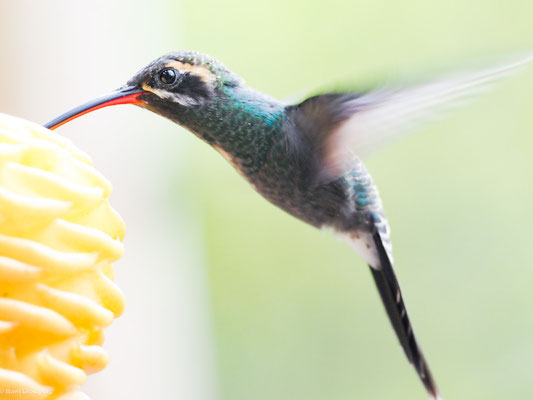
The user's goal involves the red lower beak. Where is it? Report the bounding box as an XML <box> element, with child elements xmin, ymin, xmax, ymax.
<box><xmin>44</xmin><ymin>86</ymin><xmax>146</xmax><ymax>130</ymax></box>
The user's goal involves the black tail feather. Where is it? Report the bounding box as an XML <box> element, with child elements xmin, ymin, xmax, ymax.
<box><xmin>370</xmin><ymin>231</ymin><xmax>440</xmax><ymax>399</ymax></box>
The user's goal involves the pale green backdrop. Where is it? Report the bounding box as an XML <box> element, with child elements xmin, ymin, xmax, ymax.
<box><xmin>175</xmin><ymin>1</ymin><xmax>533</xmax><ymax>399</ymax></box>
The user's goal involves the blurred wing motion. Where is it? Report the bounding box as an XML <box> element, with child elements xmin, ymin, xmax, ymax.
<box><xmin>295</xmin><ymin>53</ymin><xmax>533</xmax><ymax>182</ymax></box>
<box><xmin>289</xmin><ymin>53</ymin><xmax>532</xmax><ymax>399</ymax></box>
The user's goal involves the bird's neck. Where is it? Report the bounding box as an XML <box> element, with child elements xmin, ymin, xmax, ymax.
<box><xmin>178</xmin><ymin>85</ymin><xmax>286</xmax><ymax>175</ymax></box>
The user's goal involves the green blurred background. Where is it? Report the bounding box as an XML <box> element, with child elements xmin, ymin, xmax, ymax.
<box><xmin>2</xmin><ymin>1</ymin><xmax>533</xmax><ymax>399</ymax></box>
<box><xmin>179</xmin><ymin>1</ymin><xmax>533</xmax><ymax>399</ymax></box>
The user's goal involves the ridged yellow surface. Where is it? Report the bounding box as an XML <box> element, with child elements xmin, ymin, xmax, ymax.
<box><xmin>0</xmin><ymin>113</ymin><xmax>125</xmax><ymax>399</ymax></box>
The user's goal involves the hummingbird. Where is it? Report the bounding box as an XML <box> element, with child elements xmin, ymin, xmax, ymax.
<box><xmin>44</xmin><ymin>50</ymin><xmax>532</xmax><ymax>399</ymax></box>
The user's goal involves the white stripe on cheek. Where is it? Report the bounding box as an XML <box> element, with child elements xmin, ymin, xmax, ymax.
<box><xmin>144</xmin><ymin>86</ymin><xmax>200</xmax><ymax>106</ymax></box>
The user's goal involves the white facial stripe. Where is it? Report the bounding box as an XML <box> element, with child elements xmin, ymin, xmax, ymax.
<box><xmin>142</xmin><ymin>85</ymin><xmax>200</xmax><ymax>106</ymax></box>
<box><xmin>165</xmin><ymin>61</ymin><xmax>216</xmax><ymax>86</ymax></box>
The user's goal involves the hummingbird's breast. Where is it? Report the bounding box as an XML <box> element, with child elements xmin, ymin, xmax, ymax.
<box><xmin>248</xmin><ymin>127</ymin><xmax>382</xmax><ymax>233</ymax></box>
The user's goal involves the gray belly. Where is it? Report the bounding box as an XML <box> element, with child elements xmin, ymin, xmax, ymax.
<box><xmin>248</xmin><ymin>159</ymin><xmax>380</xmax><ymax>233</ymax></box>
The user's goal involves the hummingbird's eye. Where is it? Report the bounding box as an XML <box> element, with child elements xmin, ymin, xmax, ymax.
<box><xmin>159</xmin><ymin>68</ymin><xmax>177</xmax><ymax>85</ymax></box>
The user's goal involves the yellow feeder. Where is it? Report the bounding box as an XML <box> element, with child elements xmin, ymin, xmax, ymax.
<box><xmin>0</xmin><ymin>113</ymin><xmax>125</xmax><ymax>399</ymax></box>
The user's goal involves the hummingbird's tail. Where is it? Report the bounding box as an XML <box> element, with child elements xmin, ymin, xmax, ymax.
<box><xmin>369</xmin><ymin>231</ymin><xmax>441</xmax><ymax>400</ymax></box>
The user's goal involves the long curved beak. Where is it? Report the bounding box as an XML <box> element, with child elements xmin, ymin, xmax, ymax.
<box><xmin>44</xmin><ymin>86</ymin><xmax>146</xmax><ymax>130</ymax></box>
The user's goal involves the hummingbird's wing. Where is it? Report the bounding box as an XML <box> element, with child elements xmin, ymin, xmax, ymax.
<box><xmin>294</xmin><ymin>53</ymin><xmax>532</xmax><ymax>183</ymax></box>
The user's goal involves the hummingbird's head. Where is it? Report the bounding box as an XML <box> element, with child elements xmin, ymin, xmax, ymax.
<box><xmin>44</xmin><ymin>51</ymin><xmax>244</xmax><ymax>130</ymax></box>
<box><xmin>127</xmin><ymin>51</ymin><xmax>243</xmax><ymax>108</ymax></box>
